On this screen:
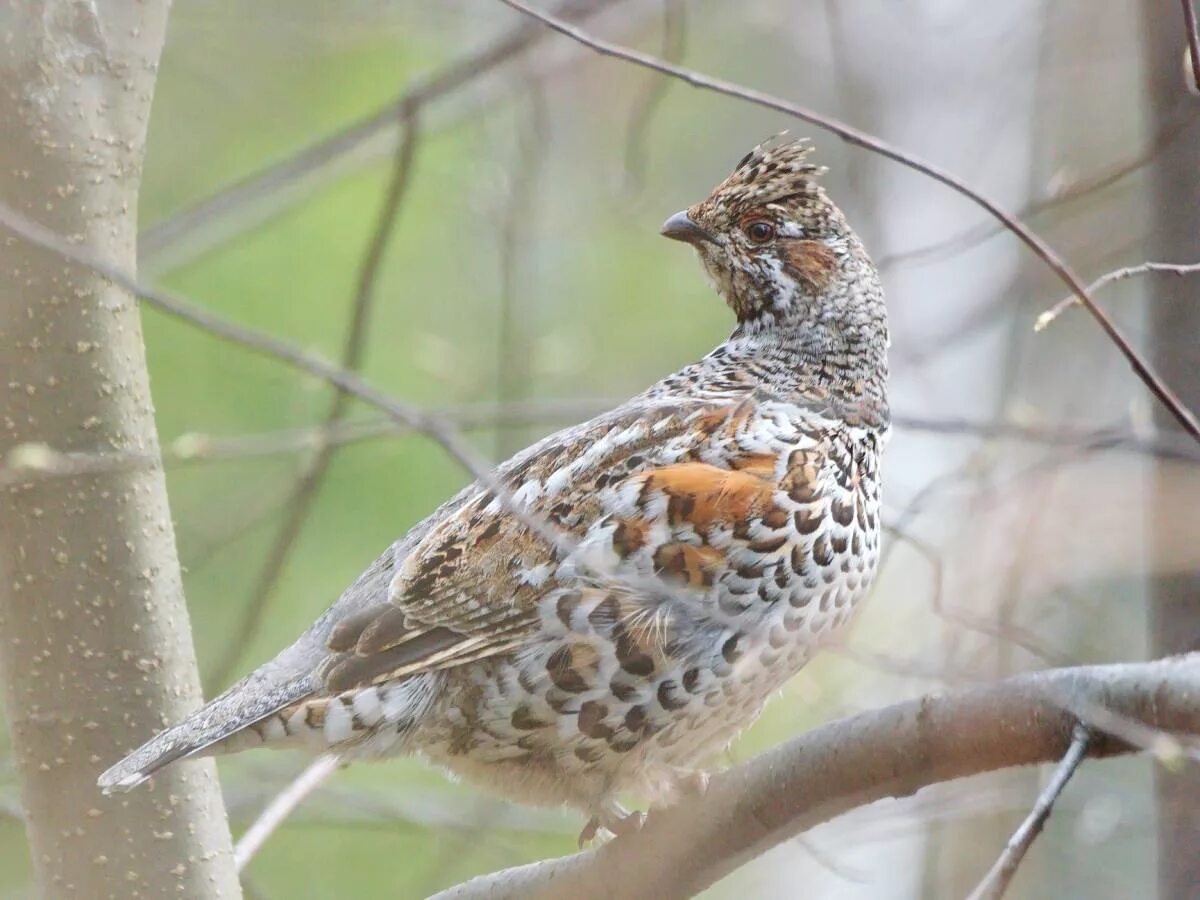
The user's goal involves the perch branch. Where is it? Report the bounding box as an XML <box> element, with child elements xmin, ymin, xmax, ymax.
<box><xmin>431</xmin><ymin>656</ymin><xmax>1200</xmax><ymax>900</ymax></box>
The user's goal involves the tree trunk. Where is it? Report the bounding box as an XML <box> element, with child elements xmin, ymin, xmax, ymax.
<box><xmin>1142</xmin><ymin>5</ymin><xmax>1200</xmax><ymax>898</ymax></box>
<box><xmin>0</xmin><ymin>3</ymin><xmax>241</xmax><ymax>897</ymax></box>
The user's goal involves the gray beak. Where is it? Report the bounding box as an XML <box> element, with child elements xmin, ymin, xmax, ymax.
<box><xmin>660</xmin><ymin>210</ymin><xmax>716</xmax><ymax>245</ymax></box>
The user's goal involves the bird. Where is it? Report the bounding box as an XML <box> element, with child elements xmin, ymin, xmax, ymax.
<box><xmin>98</xmin><ymin>137</ymin><xmax>890</xmax><ymax>845</ymax></box>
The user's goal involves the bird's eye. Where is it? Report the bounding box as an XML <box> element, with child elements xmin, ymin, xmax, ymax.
<box><xmin>745</xmin><ymin>221</ymin><xmax>775</xmax><ymax>243</ymax></box>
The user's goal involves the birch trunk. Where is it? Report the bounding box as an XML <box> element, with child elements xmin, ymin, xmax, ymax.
<box><xmin>0</xmin><ymin>2</ymin><xmax>241</xmax><ymax>896</ymax></box>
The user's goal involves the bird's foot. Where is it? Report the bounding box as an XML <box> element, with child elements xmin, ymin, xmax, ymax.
<box><xmin>670</xmin><ymin>767</ymin><xmax>711</xmax><ymax>799</ymax></box>
<box><xmin>578</xmin><ymin>801</ymin><xmax>647</xmax><ymax>848</ymax></box>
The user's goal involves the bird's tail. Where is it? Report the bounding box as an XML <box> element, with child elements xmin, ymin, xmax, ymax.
<box><xmin>97</xmin><ymin>673</ymin><xmax>315</xmax><ymax>793</ymax></box>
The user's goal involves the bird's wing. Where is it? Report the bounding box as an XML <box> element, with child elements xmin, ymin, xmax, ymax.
<box><xmin>313</xmin><ymin>395</ymin><xmax>766</xmax><ymax>693</ymax></box>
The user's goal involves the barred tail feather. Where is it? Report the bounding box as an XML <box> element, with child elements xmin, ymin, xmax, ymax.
<box><xmin>97</xmin><ymin>673</ymin><xmax>315</xmax><ymax>793</ymax></box>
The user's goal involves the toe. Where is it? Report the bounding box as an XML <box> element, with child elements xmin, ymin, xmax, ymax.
<box><xmin>610</xmin><ymin>810</ymin><xmax>647</xmax><ymax>836</ymax></box>
<box><xmin>577</xmin><ymin>816</ymin><xmax>600</xmax><ymax>849</ymax></box>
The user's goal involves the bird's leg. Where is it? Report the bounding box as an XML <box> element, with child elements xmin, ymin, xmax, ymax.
<box><xmin>578</xmin><ymin>799</ymin><xmax>647</xmax><ymax>848</ymax></box>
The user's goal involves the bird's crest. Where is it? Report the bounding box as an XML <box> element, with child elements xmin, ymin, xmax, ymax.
<box><xmin>706</xmin><ymin>136</ymin><xmax>826</xmax><ymax>217</ymax></box>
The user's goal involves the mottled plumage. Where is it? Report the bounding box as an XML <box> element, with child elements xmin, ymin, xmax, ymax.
<box><xmin>99</xmin><ymin>138</ymin><xmax>889</xmax><ymax>842</ymax></box>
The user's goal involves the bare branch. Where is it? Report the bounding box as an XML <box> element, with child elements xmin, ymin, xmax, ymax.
<box><xmin>138</xmin><ymin>0</ymin><xmax>622</xmax><ymax>265</ymax></box>
<box><xmin>1036</xmin><ymin>261</ymin><xmax>1200</xmax><ymax>331</ymax></box>
<box><xmin>4</xmin><ymin>405</ymin><xmax>1195</xmax><ymax>493</ymax></box>
<box><xmin>431</xmin><ymin>656</ymin><xmax>1200</xmax><ymax>900</ymax></box>
<box><xmin>208</xmin><ymin>104</ymin><xmax>421</xmax><ymax>687</ymax></box>
<box><xmin>877</xmin><ymin>115</ymin><xmax>1195</xmax><ymax>271</ymax></box>
<box><xmin>0</xmin><ymin>202</ymin><xmax>587</xmax><ymax>564</ymax></box>
<box><xmin>166</xmin><ymin>400</ymin><xmax>613</xmax><ymax>464</ymax></box>
<box><xmin>966</xmin><ymin>725</ymin><xmax>1092</xmax><ymax>900</ymax></box>
<box><xmin>496</xmin><ymin>0</ymin><xmax>1200</xmax><ymax>444</ymax></box>
<box><xmin>892</xmin><ymin>414</ymin><xmax>1200</xmax><ymax>465</ymax></box>
<box><xmin>0</xmin><ymin>202</ymin><xmax>730</xmax><ymax>623</ymax></box>
<box><xmin>233</xmin><ymin>754</ymin><xmax>339</xmax><ymax>872</ymax></box>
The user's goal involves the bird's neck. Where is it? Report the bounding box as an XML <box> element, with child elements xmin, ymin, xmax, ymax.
<box><xmin>715</xmin><ymin>254</ymin><xmax>890</xmax><ymax>429</ymax></box>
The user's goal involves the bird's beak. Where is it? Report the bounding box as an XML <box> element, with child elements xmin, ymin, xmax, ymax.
<box><xmin>660</xmin><ymin>210</ymin><xmax>716</xmax><ymax>246</ymax></box>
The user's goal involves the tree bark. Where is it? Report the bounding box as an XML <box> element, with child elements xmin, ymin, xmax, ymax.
<box><xmin>1141</xmin><ymin>5</ymin><xmax>1200</xmax><ymax>899</ymax></box>
<box><xmin>0</xmin><ymin>3</ymin><xmax>241</xmax><ymax>897</ymax></box>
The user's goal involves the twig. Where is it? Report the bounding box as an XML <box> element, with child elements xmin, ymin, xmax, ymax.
<box><xmin>234</xmin><ymin>754</ymin><xmax>339</xmax><ymax>872</ymax></box>
<box><xmin>430</xmin><ymin>656</ymin><xmax>1200</xmax><ymax>900</ymax></box>
<box><xmin>496</xmin><ymin>0</ymin><xmax>1200</xmax><ymax>444</ymax></box>
<box><xmin>138</xmin><ymin>0</ymin><xmax>620</xmax><ymax>264</ymax></box>
<box><xmin>181</xmin><ymin>493</ymin><xmax>293</xmax><ymax>574</ymax></box>
<box><xmin>892</xmin><ymin>413</ymin><xmax>1200</xmax><ymax>464</ymax></box>
<box><xmin>1035</xmin><ymin>261</ymin><xmax>1200</xmax><ymax>331</ymax></box>
<box><xmin>208</xmin><ymin>104</ymin><xmax>421</xmax><ymax>687</ymax></box>
<box><xmin>166</xmin><ymin>400</ymin><xmax>613</xmax><ymax>464</ymax></box>
<box><xmin>0</xmin><ymin>399</ymin><xmax>620</xmax><ymax>490</ymax></box>
<box><xmin>0</xmin><ymin>202</ymin><xmax>578</xmax><ymax>562</ymax></box>
<box><xmin>622</xmin><ymin>0</ymin><xmax>686</xmax><ymax>193</ymax></box>
<box><xmin>0</xmin><ymin>441</ymin><xmax>154</xmax><ymax>489</ymax></box>
<box><xmin>877</xmin><ymin>115</ymin><xmax>1194</xmax><ymax>271</ymax></box>
<box><xmin>1183</xmin><ymin>0</ymin><xmax>1200</xmax><ymax>93</ymax></box>
<box><xmin>0</xmin><ymin>202</ymin><xmax>725</xmax><ymax>624</ymax></box>
<box><xmin>966</xmin><ymin>725</ymin><xmax>1092</xmax><ymax>900</ymax></box>
<box><xmin>5</xmin><ymin>405</ymin><xmax>1196</xmax><ymax>491</ymax></box>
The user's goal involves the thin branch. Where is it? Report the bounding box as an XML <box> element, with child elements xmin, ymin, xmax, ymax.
<box><xmin>4</xmin><ymin>405</ymin><xmax>1196</xmax><ymax>492</ymax></box>
<box><xmin>0</xmin><ymin>203</ymin><xmax>726</xmax><ymax>619</ymax></box>
<box><xmin>1035</xmin><ymin>261</ymin><xmax>1200</xmax><ymax>331</ymax></box>
<box><xmin>966</xmin><ymin>725</ymin><xmax>1093</xmax><ymax>900</ymax></box>
<box><xmin>430</xmin><ymin>656</ymin><xmax>1200</xmax><ymax>900</ymax></box>
<box><xmin>208</xmin><ymin>104</ymin><xmax>421</xmax><ymax>687</ymax></box>
<box><xmin>181</xmin><ymin>492</ymin><xmax>293</xmax><ymax>574</ymax></box>
<box><xmin>496</xmin><ymin>0</ymin><xmax>1200</xmax><ymax>444</ymax></box>
<box><xmin>233</xmin><ymin>754</ymin><xmax>339</xmax><ymax>872</ymax></box>
<box><xmin>1183</xmin><ymin>0</ymin><xmax>1200</xmax><ymax>93</ymax></box>
<box><xmin>166</xmin><ymin>400</ymin><xmax>613</xmax><ymax>464</ymax></box>
<box><xmin>0</xmin><ymin>399</ymin><xmax>619</xmax><ymax>490</ymax></box>
<box><xmin>877</xmin><ymin>115</ymin><xmax>1194</xmax><ymax>271</ymax></box>
<box><xmin>138</xmin><ymin>0</ymin><xmax>620</xmax><ymax>264</ymax></box>
<box><xmin>892</xmin><ymin>413</ymin><xmax>1200</xmax><ymax>464</ymax></box>
<box><xmin>0</xmin><ymin>202</ymin><xmax>580</xmax><ymax>562</ymax></box>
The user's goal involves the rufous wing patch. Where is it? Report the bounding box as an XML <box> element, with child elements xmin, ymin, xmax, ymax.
<box><xmin>640</xmin><ymin>462</ymin><xmax>779</xmax><ymax>528</ymax></box>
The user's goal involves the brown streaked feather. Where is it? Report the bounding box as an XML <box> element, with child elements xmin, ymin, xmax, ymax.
<box><xmin>315</xmin><ymin>402</ymin><xmax>725</xmax><ymax>696</ymax></box>
<box><xmin>780</xmin><ymin>239</ymin><xmax>836</xmax><ymax>293</ymax></box>
<box><xmin>355</xmin><ymin>606</ymin><xmax>414</xmax><ymax>655</ymax></box>
<box><xmin>321</xmin><ymin>628</ymin><xmax>463</xmax><ymax>692</ymax></box>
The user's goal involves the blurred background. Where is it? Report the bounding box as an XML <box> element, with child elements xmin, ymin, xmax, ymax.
<box><xmin>2</xmin><ymin>0</ymin><xmax>1198</xmax><ymax>897</ymax></box>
